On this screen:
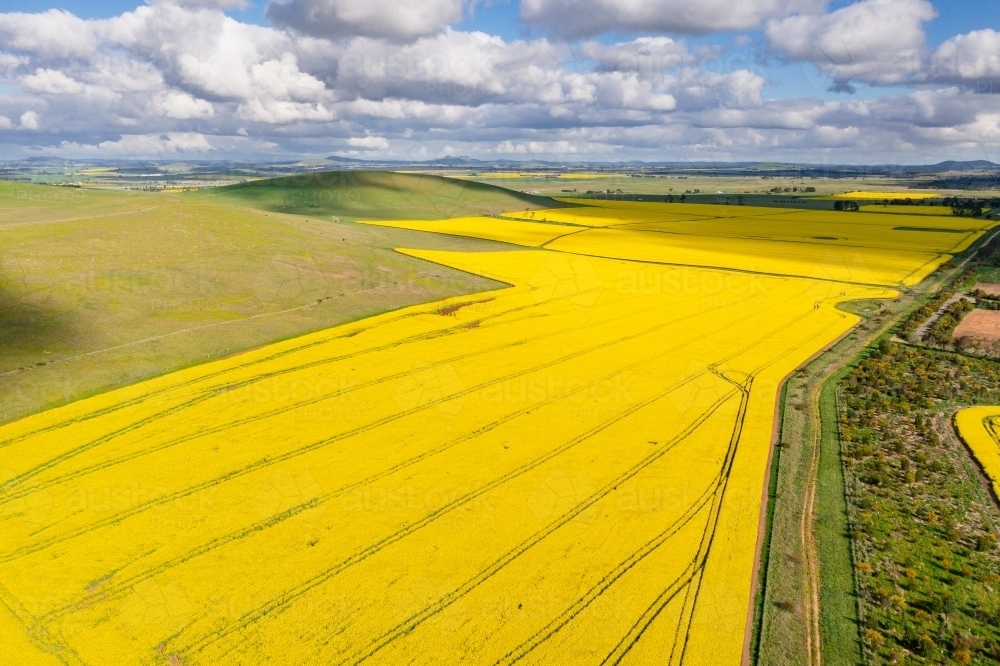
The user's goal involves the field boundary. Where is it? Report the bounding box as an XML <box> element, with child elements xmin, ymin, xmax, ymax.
<box><xmin>746</xmin><ymin>315</ymin><xmax>871</xmax><ymax>666</ymax></box>
<box><xmin>746</xmin><ymin>381</ymin><xmax>788</xmax><ymax>664</ymax></box>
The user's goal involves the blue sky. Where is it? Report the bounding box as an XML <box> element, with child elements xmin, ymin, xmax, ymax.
<box><xmin>0</xmin><ymin>0</ymin><xmax>998</xmax><ymax>162</ymax></box>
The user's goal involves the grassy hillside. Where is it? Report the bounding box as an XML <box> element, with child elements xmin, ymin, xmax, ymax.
<box><xmin>0</xmin><ymin>180</ymin><xmax>514</xmax><ymax>422</ymax></box>
<box><xmin>193</xmin><ymin>171</ymin><xmax>566</xmax><ymax>220</ymax></box>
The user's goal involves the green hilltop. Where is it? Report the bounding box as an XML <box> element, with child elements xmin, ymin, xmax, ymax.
<box><xmin>192</xmin><ymin>171</ymin><xmax>566</xmax><ymax>220</ymax></box>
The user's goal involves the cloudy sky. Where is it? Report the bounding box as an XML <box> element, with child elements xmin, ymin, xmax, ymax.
<box><xmin>0</xmin><ymin>0</ymin><xmax>998</xmax><ymax>163</ymax></box>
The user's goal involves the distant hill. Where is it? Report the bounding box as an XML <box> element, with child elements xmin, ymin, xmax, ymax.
<box><xmin>926</xmin><ymin>160</ymin><xmax>998</xmax><ymax>171</ymax></box>
<box><xmin>193</xmin><ymin>171</ymin><xmax>569</xmax><ymax>220</ymax></box>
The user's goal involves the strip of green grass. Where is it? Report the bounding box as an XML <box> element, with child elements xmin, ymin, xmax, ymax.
<box><xmin>750</xmin><ymin>381</ymin><xmax>788</xmax><ymax>664</ymax></box>
<box><xmin>817</xmin><ymin>359</ymin><xmax>863</xmax><ymax>666</ymax></box>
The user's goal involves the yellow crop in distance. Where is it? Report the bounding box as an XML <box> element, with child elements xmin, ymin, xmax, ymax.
<box><xmin>954</xmin><ymin>407</ymin><xmax>1000</xmax><ymax>499</ymax></box>
<box><xmin>368</xmin><ymin>201</ymin><xmax>996</xmax><ymax>287</ymax></box>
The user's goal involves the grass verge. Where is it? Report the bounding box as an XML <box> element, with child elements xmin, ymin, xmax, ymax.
<box><xmin>817</xmin><ymin>358</ymin><xmax>863</xmax><ymax>665</ymax></box>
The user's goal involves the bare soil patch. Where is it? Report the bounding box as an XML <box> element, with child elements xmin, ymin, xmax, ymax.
<box><xmin>974</xmin><ymin>282</ymin><xmax>1000</xmax><ymax>297</ymax></box>
<box><xmin>954</xmin><ymin>309</ymin><xmax>1000</xmax><ymax>343</ymax></box>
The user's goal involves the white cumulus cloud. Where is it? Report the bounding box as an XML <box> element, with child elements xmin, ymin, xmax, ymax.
<box><xmin>158</xmin><ymin>91</ymin><xmax>215</xmax><ymax>119</ymax></box>
<box><xmin>21</xmin><ymin>68</ymin><xmax>86</xmax><ymax>95</ymax></box>
<box><xmin>346</xmin><ymin>135</ymin><xmax>389</xmax><ymax>149</ymax></box>
<box><xmin>0</xmin><ymin>0</ymin><xmax>997</xmax><ymax>162</ymax></box>
<box><xmin>96</xmin><ymin>132</ymin><xmax>215</xmax><ymax>154</ymax></box>
<box><xmin>0</xmin><ymin>9</ymin><xmax>97</xmax><ymax>59</ymax></box>
<box><xmin>766</xmin><ymin>0</ymin><xmax>937</xmax><ymax>88</ymax></box>
<box><xmin>931</xmin><ymin>29</ymin><xmax>1000</xmax><ymax>84</ymax></box>
<box><xmin>581</xmin><ymin>37</ymin><xmax>692</xmax><ymax>74</ymax></box>
<box><xmin>19</xmin><ymin>110</ymin><xmax>39</xmax><ymax>130</ymax></box>
<box><xmin>267</xmin><ymin>0</ymin><xmax>469</xmax><ymax>41</ymax></box>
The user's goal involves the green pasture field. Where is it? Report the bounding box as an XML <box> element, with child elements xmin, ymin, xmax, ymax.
<box><xmin>0</xmin><ymin>174</ymin><xmax>540</xmax><ymax>422</ymax></box>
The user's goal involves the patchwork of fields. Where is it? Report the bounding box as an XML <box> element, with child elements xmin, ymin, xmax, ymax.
<box><xmin>0</xmin><ymin>197</ymin><xmax>995</xmax><ymax>665</ymax></box>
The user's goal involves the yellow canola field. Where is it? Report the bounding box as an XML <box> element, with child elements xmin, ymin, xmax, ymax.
<box><xmin>954</xmin><ymin>407</ymin><xmax>1000</xmax><ymax>499</ymax></box>
<box><xmin>546</xmin><ymin>229</ymin><xmax>943</xmax><ymax>286</ymax></box>
<box><xmin>0</xmin><ymin>240</ymin><xmax>896</xmax><ymax>665</ymax></box>
<box><xmin>371</xmin><ymin>203</ymin><xmax>995</xmax><ymax>286</ymax></box>
<box><xmin>525</xmin><ymin>200</ymin><xmax>991</xmax><ymax>252</ymax></box>
<box><xmin>592</xmin><ymin>217</ymin><xmax>981</xmax><ymax>254</ymax></box>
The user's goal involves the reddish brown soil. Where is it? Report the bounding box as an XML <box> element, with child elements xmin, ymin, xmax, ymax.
<box><xmin>973</xmin><ymin>282</ymin><xmax>1000</xmax><ymax>297</ymax></box>
<box><xmin>954</xmin><ymin>309</ymin><xmax>1000</xmax><ymax>343</ymax></box>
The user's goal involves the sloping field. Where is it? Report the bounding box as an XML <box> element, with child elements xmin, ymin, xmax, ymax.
<box><xmin>0</xmin><ymin>180</ymin><xmax>513</xmax><ymax>422</ymax></box>
<box><xmin>3</xmin><ymin>196</ymin><xmax>977</xmax><ymax>666</ymax></box>
<box><xmin>955</xmin><ymin>406</ymin><xmax>1000</xmax><ymax>498</ymax></box>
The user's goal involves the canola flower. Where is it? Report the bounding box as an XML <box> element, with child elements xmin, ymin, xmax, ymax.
<box><xmin>954</xmin><ymin>407</ymin><xmax>1000</xmax><ymax>499</ymax></box>
<box><xmin>1</xmin><ymin>200</ymin><xmax>994</xmax><ymax>666</ymax></box>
